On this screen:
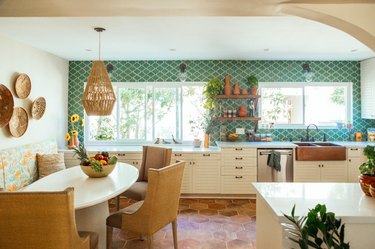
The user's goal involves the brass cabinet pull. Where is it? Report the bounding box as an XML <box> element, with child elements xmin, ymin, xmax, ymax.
<box><xmin>175</xmin><ymin>153</ymin><xmax>182</xmax><ymax>156</ymax></box>
<box><xmin>203</xmin><ymin>154</ymin><xmax>210</xmax><ymax>156</ymax></box>
<box><xmin>235</xmin><ymin>166</ymin><xmax>243</xmax><ymax>169</ymax></box>
<box><xmin>235</xmin><ymin>176</ymin><xmax>243</xmax><ymax>179</ymax></box>
<box><xmin>117</xmin><ymin>153</ymin><xmax>126</xmax><ymax>156</ymax></box>
<box><xmin>350</xmin><ymin>148</ymin><xmax>358</xmax><ymax>151</ymax></box>
<box><xmin>235</xmin><ymin>157</ymin><xmax>243</xmax><ymax>160</ymax></box>
<box><xmin>235</xmin><ymin>148</ymin><xmax>243</xmax><ymax>151</ymax></box>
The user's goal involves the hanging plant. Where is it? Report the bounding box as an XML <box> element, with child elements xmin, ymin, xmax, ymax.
<box><xmin>203</xmin><ymin>77</ymin><xmax>224</xmax><ymax>110</ymax></box>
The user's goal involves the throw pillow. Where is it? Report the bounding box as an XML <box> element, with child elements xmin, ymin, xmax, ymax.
<box><xmin>37</xmin><ymin>153</ymin><xmax>65</xmax><ymax>179</ymax></box>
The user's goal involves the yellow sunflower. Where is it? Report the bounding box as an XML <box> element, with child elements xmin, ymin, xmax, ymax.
<box><xmin>65</xmin><ymin>133</ymin><xmax>71</xmax><ymax>141</ymax></box>
<box><xmin>70</xmin><ymin>114</ymin><xmax>79</xmax><ymax>123</ymax></box>
<box><xmin>72</xmin><ymin>130</ymin><xmax>78</xmax><ymax>136</ymax></box>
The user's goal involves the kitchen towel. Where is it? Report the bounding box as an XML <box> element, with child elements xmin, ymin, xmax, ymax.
<box><xmin>267</xmin><ymin>150</ymin><xmax>281</xmax><ymax>171</ymax></box>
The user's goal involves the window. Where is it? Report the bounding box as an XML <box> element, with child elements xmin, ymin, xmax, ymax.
<box><xmin>85</xmin><ymin>82</ymin><xmax>206</xmax><ymax>144</ymax></box>
<box><xmin>259</xmin><ymin>82</ymin><xmax>352</xmax><ymax>128</ymax></box>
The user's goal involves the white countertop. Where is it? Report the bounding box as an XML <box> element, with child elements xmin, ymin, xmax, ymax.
<box><xmin>253</xmin><ymin>182</ymin><xmax>375</xmax><ymax>223</ymax></box>
<box><xmin>216</xmin><ymin>141</ymin><xmax>297</xmax><ymax>148</ymax></box>
<box><xmin>60</xmin><ymin>145</ymin><xmax>221</xmax><ymax>153</ymax></box>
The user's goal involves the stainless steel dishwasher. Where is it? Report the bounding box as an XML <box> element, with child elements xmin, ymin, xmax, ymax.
<box><xmin>257</xmin><ymin>149</ymin><xmax>293</xmax><ymax>182</ymax></box>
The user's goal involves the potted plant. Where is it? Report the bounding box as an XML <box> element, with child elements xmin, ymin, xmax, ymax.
<box><xmin>203</xmin><ymin>77</ymin><xmax>224</xmax><ymax>110</ymax></box>
<box><xmin>359</xmin><ymin>145</ymin><xmax>375</xmax><ymax>196</ymax></box>
<box><xmin>283</xmin><ymin>204</ymin><xmax>350</xmax><ymax>249</ymax></box>
<box><xmin>247</xmin><ymin>75</ymin><xmax>258</xmax><ymax>95</ymax></box>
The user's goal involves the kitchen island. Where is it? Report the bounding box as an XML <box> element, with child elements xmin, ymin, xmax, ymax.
<box><xmin>253</xmin><ymin>182</ymin><xmax>375</xmax><ymax>249</ymax></box>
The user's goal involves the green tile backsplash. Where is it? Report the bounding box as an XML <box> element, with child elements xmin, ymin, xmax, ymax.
<box><xmin>68</xmin><ymin>60</ymin><xmax>375</xmax><ymax>143</ymax></box>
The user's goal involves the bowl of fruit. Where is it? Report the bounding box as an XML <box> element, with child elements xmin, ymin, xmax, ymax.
<box><xmin>227</xmin><ymin>133</ymin><xmax>239</xmax><ymax>142</ymax></box>
<box><xmin>73</xmin><ymin>144</ymin><xmax>118</xmax><ymax>178</ymax></box>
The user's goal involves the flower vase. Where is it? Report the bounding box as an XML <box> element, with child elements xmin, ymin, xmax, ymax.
<box><xmin>204</xmin><ymin>133</ymin><xmax>210</xmax><ymax>148</ymax></box>
<box><xmin>68</xmin><ymin>137</ymin><xmax>75</xmax><ymax>149</ymax></box>
<box><xmin>224</xmin><ymin>75</ymin><xmax>231</xmax><ymax>96</ymax></box>
<box><xmin>72</xmin><ymin>134</ymin><xmax>79</xmax><ymax>148</ymax></box>
<box><xmin>233</xmin><ymin>82</ymin><xmax>240</xmax><ymax>95</ymax></box>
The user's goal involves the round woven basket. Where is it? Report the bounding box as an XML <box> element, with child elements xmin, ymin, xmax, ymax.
<box><xmin>9</xmin><ymin>107</ymin><xmax>28</xmax><ymax>137</ymax></box>
<box><xmin>0</xmin><ymin>84</ymin><xmax>14</xmax><ymax>128</ymax></box>
<box><xmin>80</xmin><ymin>163</ymin><xmax>116</xmax><ymax>178</ymax></box>
<box><xmin>31</xmin><ymin>97</ymin><xmax>46</xmax><ymax>120</ymax></box>
<box><xmin>15</xmin><ymin>73</ymin><xmax>31</xmax><ymax>99</ymax></box>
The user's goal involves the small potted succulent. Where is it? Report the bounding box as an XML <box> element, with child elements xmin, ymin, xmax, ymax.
<box><xmin>247</xmin><ymin>75</ymin><xmax>258</xmax><ymax>95</ymax></box>
<box><xmin>359</xmin><ymin>145</ymin><xmax>375</xmax><ymax>196</ymax></box>
<box><xmin>73</xmin><ymin>143</ymin><xmax>118</xmax><ymax>178</ymax></box>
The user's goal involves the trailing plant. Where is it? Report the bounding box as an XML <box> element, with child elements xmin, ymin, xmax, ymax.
<box><xmin>283</xmin><ymin>204</ymin><xmax>350</xmax><ymax>249</ymax></box>
<box><xmin>359</xmin><ymin>145</ymin><xmax>375</xmax><ymax>175</ymax></box>
<box><xmin>203</xmin><ymin>77</ymin><xmax>224</xmax><ymax>110</ymax></box>
<box><xmin>247</xmin><ymin>75</ymin><xmax>258</xmax><ymax>88</ymax></box>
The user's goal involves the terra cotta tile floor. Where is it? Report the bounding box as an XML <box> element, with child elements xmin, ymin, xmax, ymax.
<box><xmin>108</xmin><ymin>198</ymin><xmax>257</xmax><ymax>249</ymax></box>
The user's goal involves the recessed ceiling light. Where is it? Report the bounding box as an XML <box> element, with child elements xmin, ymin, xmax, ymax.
<box><xmin>169</xmin><ymin>48</ymin><xmax>176</xmax><ymax>52</ymax></box>
<box><xmin>350</xmin><ymin>49</ymin><xmax>358</xmax><ymax>53</ymax></box>
<box><xmin>85</xmin><ymin>49</ymin><xmax>92</xmax><ymax>52</ymax></box>
<box><xmin>264</xmin><ymin>48</ymin><xmax>270</xmax><ymax>52</ymax></box>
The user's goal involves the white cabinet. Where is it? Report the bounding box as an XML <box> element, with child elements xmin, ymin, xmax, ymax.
<box><xmin>113</xmin><ymin>152</ymin><xmax>142</xmax><ymax>170</ymax></box>
<box><xmin>347</xmin><ymin>147</ymin><xmax>367</xmax><ymax>182</ymax></box>
<box><xmin>294</xmin><ymin>161</ymin><xmax>347</xmax><ymax>182</ymax></box>
<box><xmin>361</xmin><ymin>58</ymin><xmax>375</xmax><ymax>119</ymax></box>
<box><xmin>220</xmin><ymin>147</ymin><xmax>257</xmax><ymax>194</ymax></box>
<box><xmin>172</xmin><ymin>152</ymin><xmax>221</xmax><ymax>194</ymax></box>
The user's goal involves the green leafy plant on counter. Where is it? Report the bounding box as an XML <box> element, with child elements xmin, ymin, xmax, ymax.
<box><xmin>359</xmin><ymin>145</ymin><xmax>375</xmax><ymax>175</ymax></box>
<box><xmin>203</xmin><ymin>77</ymin><xmax>224</xmax><ymax>110</ymax></box>
<box><xmin>283</xmin><ymin>204</ymin><xmax>350</xmax><ymax>249</ymax></box>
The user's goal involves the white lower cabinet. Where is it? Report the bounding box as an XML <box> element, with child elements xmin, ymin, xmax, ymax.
<box><xmin>172</xmin><ymin>152</ymin><xmax>220</xmax><ymax>194</ymax></box>
<box><xmin>220</xmin><ymin>147</ymin><xmax>257</xmax><ymax>194</ymax></box>
<box><xmin>294</xmin><ymin>161</ymin><xmax>347</xmax><ymax>182</ymax></box>
<box><xmin>347</xmin><ymin>147</ymin><xmax>367</xmax><ymax>182</ymax></box>
<box><xmin>113</xmin><ymin>152</ymin><xmax>142</xmax><ymax>170</ymax></box>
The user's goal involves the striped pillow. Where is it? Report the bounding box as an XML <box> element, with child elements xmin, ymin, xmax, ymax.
<box><xmin>37</xmin><ymin>153</ymin><xmax>65</xmax><ymax>179</ymax></box>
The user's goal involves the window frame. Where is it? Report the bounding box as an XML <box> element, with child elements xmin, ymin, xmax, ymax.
<box><xmin>258</xmin><ymin>82</ymin><xmax>353</xmax><ymax>129</ymax></box>
<box><xmin>84</xmin><ymin>81</ymin><xmax>205</xmax><ymax>145</ymax></box>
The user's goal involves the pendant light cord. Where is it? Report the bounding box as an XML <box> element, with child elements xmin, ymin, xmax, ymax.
<box><xmin>98</xmin><ymin>31</ymin><xmax>101</xmax><ymax>60</ymax></box>
<box><xmin>94</xmin><ymin>27</ymin><xmax>106</xmax><ymax>61</ymax></box>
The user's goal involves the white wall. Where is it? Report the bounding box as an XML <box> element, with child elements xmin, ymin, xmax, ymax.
<box><xmin>0</xmin><ymin>35</ymin><xmax>68</xmax><ymax>150</ymax></box>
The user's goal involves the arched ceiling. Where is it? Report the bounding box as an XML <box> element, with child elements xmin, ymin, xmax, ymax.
<box><xmin>0</xmin><ymin>0</ymin><xmax>373</xmax><ymax>60</ymax></box>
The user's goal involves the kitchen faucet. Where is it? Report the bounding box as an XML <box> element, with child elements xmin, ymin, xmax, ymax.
<box><xmin>305</xmin><ymin>124</ymin><xmax>319</xmax><ymax>141</ymax></box>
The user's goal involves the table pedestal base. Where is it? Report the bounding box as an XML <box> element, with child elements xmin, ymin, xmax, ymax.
<box><xmin>76</xmin><ymin>202</ymin><xmax>109</xmax><ymax>249</ymax></box>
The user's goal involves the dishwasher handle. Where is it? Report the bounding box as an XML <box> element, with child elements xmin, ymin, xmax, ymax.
<box><xmin>259</xmin><ymin>150</ymin><xmax>292</xmax><ymax>156</ymax></box>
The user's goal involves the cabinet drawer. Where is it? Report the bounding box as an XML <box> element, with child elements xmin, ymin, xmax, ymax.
<box><xmin>171</xmin><ymin>153</ymin><xmax>192</xmax><ymax>162</ymax></box>
<box><xmin>221</xmin><ymin>175</ymin><xmax>257</xmax><ymax>194</ymax></box>
<box><xmin>221</xmin><ymin>148</ymin><xmax>257</xmax><ymax>157</ymax></box>
<box><xmin>221</xmin><ymin>165</ymin><xmax>257</xmax><ymax>176</ymax></box>
<box><xmin>192</xmin><ymin>153</ymin><xmax>220</xmax><ymax>160</ymax></box>
<box><xmin>222</xmin><ymin>154</ymin><xmax>256</xmax><ymax>162</ymax></box>
<box><xmin>347</xmin><ymin>147</ymin><xmax>364</xmax><ymax>157</ymax></box>
<box><xmin>113</xmin><ymin>152</ymin><xmax>142</xmax><ymax>160</ymax></box>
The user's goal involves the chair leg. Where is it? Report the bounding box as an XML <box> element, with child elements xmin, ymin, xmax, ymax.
<box><xmin>115</xmin><ymin>196</ymin><xmax>120</xmax><ymax>211</ymax></box>
<box><xmin>172</xmin><ymin>219</ymin><xmax>178</xmax><ymax>249</ymax></box>
<box><xmin>147</xmin><ymin>234</ymin><xmax>153</xmax><ymax>249</ymax></box>
<box><xmin>106</xmin><ymin>226</ymin><xmax>113</xmax><ymax>249</ymax></box>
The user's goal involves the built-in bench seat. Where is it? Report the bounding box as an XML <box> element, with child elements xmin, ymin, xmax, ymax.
<box><xmin>0</xmin><ymin>141</ymin><xmax>57</xmax><ymax>191</ymax></box>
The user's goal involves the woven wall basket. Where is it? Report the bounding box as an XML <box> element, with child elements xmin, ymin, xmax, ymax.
<box><xmin>15</xmin><ymin>73</ymin><xmax>31</xmax><ymax>99</ymax></box>
<box><xmin>9</xmin><ymin>107</ymin><xmax>28</xmax><ymax>137</ymax></box>
<box><xmin>82</xmin><ymin>61</ymin><xmax>116</xmax><ymax>116</ymax></box>
<box><xmin>0</xmin><ymin>84</ymin><xmax>14</xmax><ymax>128</ymax></box>
<box><xmin>31</xmin><ymin>97</ymin><xmax>46</xmax><ymax>120</ymax></box>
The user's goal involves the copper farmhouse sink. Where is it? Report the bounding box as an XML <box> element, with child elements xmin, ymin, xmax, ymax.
<box><xmin>294</xmin><ymin>142</ymin><xmax>346</xmax><ymax>161</ymax></box>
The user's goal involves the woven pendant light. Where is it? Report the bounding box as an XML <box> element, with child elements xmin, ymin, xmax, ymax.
<box><xmin>82</xmin><ymin>27</ymin><xmax>116</xmax><ymax>116</ymax></box>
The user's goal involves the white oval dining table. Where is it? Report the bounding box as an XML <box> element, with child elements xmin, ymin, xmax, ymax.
<box><xmin>23</xmin><ymin>162</ymin><xmax>139</xmax><ymax>249</ymax></box>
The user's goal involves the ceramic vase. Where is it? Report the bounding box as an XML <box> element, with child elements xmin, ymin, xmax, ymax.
<box><xmin>238</xmin><ymin>105</ymin><xmax>247</xmax><ymax>117</ymax></box>
<box><xmin>72</xmin><ymin>134</ymin><xmax>80</xmax><ymax>148</ymax></box>
<box><xmin>242</xmin><ymin>89</ymin><xmax>248</xmax><ymax>95</ymax></box>
<box><xmin>68</xmin><ymin>136</ymin><xmax>75</xmax><ymax>149</ymax></box>
<box><xmin>224</xmin><ymin>75</ymin><xmax>231</xmax><ymax>96</ymax></box>
<box><xmin>204</xmin><ymin>134</ymin><xmax>210</xmax><ymax>148</ymax></box>
<box><xmin>233</xmin><ymin>82</ymin><xmax>240</xmax><ymax>95</ymax></box>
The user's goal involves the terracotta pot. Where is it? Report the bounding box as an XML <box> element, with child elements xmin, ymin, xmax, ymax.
<box><xmin>238</xmin><ymin>105</ymin><xmax>247</xmax><ymax>117</ymax></box>
<box><xmin>242</xmin><ymin>89</ymin><xmax>248</xmax><ymax>95</ymax></box>
<box><xmin>250</xmin><ymin>88</ymin><xmax>258</xmax><ymax>95</ymax></box>
<box><xmin>359</xmin><ymin>174</ymin><xmax>375</xmax><ymax>196</ymax></box>
<box><xmin>233</xmin><ymin>82</ymin><xmax>240</xmax><ymax>95</ymax></box>
<box><xmin>224</xmin><ymin>75</ymin><xmax>231</xmax><ymax>96</ymax></box>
